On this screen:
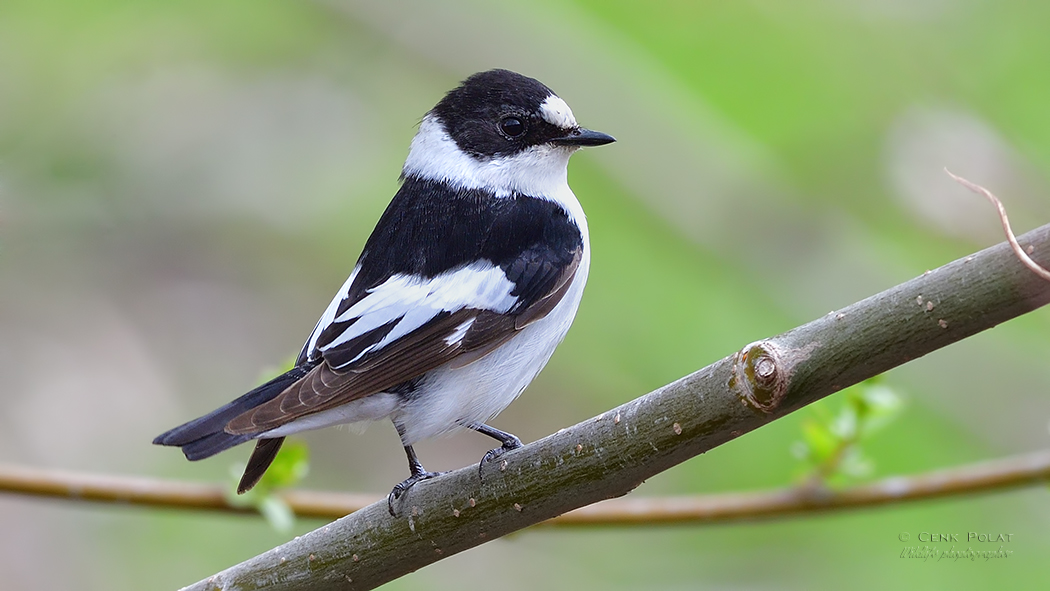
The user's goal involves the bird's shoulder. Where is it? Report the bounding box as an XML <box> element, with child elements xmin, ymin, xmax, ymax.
<box><xmin>351</xmin><ymin>176</ymin><xmax>581</xmax><ymax>291</ymax></box>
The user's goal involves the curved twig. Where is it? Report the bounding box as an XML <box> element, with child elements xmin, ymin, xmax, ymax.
<box><xmin>946</xmin><ymin>169</ymin><xmax>1050</xmax><ymax>281</ymax></box>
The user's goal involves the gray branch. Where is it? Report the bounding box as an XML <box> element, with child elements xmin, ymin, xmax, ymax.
<box><xmin>185</xmin><ymin>224</ymin><xmax>1050</xmax><ymax>591</ymax></box>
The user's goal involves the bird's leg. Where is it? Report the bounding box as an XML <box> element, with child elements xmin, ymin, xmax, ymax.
<box><xmin>387</xmin><ymin>444</ymin><xmax>444</xmax><ymax>516</ymax></box>
<box><xmin>388</xmin><ymin>425</ymin><xmax>445</xmax><ymax>516</ymax></box>
<box><xmin>468</xmin><ymin>422</ymin><xmax>523</xmax><ymax>477</ymax></box>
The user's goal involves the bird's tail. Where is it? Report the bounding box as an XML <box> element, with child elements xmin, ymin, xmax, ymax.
<box><xmin>152</xmin><ymin>365</ymin><xmax>311</xmax><ymax>461</ymax></box>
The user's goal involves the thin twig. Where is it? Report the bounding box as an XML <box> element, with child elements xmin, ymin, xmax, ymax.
<box><xmin>4</xmin><ymin>449</ymin><xmax>1050</xmax><ymax>525</ymax></box>
<box><xmin>946</xmin><ymin>168</ymin><xmax>1050</xmax><ymax>281</ymax></box>
<box><xmin>551</xmin><ymin>449</ymin><xmax>1050</xmax><ymax>525</ymax></box>
<box><xmin>0</xmin><ymin>464</ymin><xmax>375</xmax><ymax>520</ymax></box>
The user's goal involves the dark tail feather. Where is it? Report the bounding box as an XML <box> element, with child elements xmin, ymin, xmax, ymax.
<box><xmin>237</xmin><ymin>437</ymin><xmax>285</xmax><ymax>493</ymax></box>
<box><xmin>153</xmin><ymin>365</ymin><xmax>311</xmax><ymax>460</ymax></box>
<box><xmin>179</xmin><ymin>430</ymin><xmax>256</xmax><ymax>461</ymax></box>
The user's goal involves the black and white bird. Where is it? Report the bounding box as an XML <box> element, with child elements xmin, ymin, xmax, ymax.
<box><xmin>153</xmin><ymin>69</ymin><xmax>614</xmax><ymax>513</ymax></box>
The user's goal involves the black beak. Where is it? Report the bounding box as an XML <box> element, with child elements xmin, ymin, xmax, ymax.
<box><xmin>552</xmin><ymin>127</ymin><xmax>616</xmax><ymax>147</ymax></box>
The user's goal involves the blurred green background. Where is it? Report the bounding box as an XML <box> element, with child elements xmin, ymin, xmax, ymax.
<box><xmin>2</xmin><ymin>0</ymin><xmax>1049</xmax><ymax>589</ymax></box>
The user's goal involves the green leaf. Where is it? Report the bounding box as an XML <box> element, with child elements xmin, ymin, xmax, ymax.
<box><xmin>853</xmin><ymin>382</ymin><xmax>904</xmax><ymax>435</ymax></box>
<box><xmin>793</xmin><ymin>376</ymin><xmax>905</xmax><ymax>485</ymax></box>
<box><xmin>259</xmin><ymin>439</ymin><xmax>310</xmax><ymax>489</ymax></box>
<box><xmin>258</xmin><ymin>495</ymin><xmax>295</xmax><ymax>533</ymax></box>
<box><xmin>838</xmin><ymin>448</ymin><xmax>874</xmax><ymax>479</ymax></box>
<box><xmin>829</xmin><ymin>401</ymin><xmax>858</xmax><ymax>440</ymax></box>
<box><xmin>800</xmin><ymin>418</ymin><xmax>839</xmax><ymax>461</ymax></box>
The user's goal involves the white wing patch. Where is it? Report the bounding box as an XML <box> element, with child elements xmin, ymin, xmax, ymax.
<box><xmin>539</xmin><ymin>95</ymin><xmax>577</xmax><ymax>129</ymax></box>
<box><xmin>303</xmin><ymin>266</ymin><xmax>360</xmax><ymax>360</ymax></box>
<box><xmin>317</xmin><ymin>261</ymin><xmax>518</xmax><ymax>364</ymax></box>
<box><xmin>444</xmin><ymin>317</ymin><xmax>477</xmax><ymax>346</ymax></box>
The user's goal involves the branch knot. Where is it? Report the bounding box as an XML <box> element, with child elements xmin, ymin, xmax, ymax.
<box><xmin>729</xmin><ymin>341</ymin><xmax>788</xmax><ymax>413</ymax></box>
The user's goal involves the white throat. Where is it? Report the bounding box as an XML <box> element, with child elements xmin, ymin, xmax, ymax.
<box><xmin>402</xmin><ymin>115</ymin><xmax>586</xmax><ymax>224</ymax></box>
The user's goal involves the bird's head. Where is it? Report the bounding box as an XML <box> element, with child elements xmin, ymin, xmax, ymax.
<box><xmin>402</xmin><ymin>69</ymin><xmax>614</xmax><ymax>197</ymax></box>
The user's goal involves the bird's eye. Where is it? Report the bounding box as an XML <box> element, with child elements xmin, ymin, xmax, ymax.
<box><xmin>499</xmin><ymin>116</ymin><xmax>526</xmax><ymax>138</ymax></box>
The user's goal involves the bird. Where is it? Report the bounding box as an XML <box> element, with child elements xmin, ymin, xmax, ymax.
<box><xmin>153</xmin><ymin>69</ymin><xmax>615</xmax><ymax>515</ymax></box>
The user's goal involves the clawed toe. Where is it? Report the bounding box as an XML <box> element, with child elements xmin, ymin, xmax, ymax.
<box><xmin>477</xmin><ymin>438</ymin><xmax>523</xmax><ymax>479</ymax></box>
<box><xmin>467</xmin><ymin>423</ymin><xmax>524</xmax><ymax>480</ymax></box>
<box><xmin>387</xmin><ymin>470</ymin><xmax>444</xmax><ymax>516</ymax></box>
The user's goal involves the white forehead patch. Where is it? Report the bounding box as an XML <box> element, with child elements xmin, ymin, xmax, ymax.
<box><xmin>539</xmin><ymin>95</ymin><xmax>577</xmax><ymax>129</ymax></box>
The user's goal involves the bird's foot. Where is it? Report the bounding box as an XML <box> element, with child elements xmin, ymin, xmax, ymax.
<box><xmin>477</xmin><ymin>435</ymin><xmax>523</xmax><ymax>479</ymax></box>
<box><xmin>387</xmin><ymin>470</ymin><xmax>445</xmax><ymax>516</ymax></box>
